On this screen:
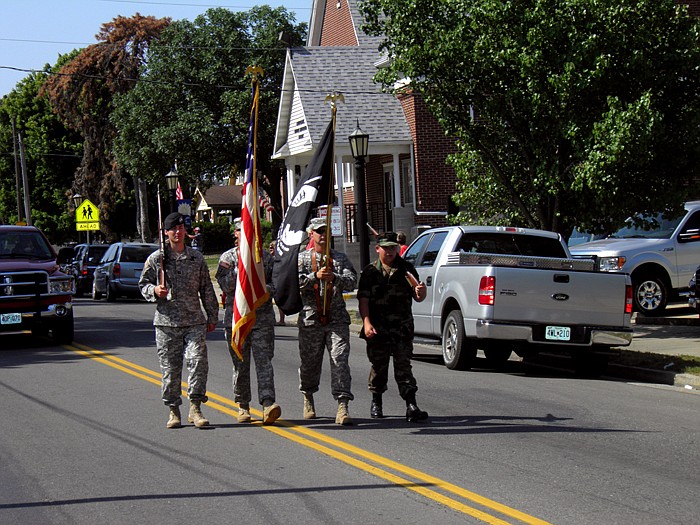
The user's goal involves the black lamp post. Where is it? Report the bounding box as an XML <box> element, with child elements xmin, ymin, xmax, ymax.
<box><xmin>349</xmin><ymin>121</ymin><xmax>370</xmax><ymax>269</ymax></box>
<box><xmin>72</xmin><ymin>193</ymin><xmax>83</xmax><ymax>243</ymax></box>
<box><xmin>165</xmin><ymin>167</ymin><xmax>179</xmax><ymax>213</ymax></box>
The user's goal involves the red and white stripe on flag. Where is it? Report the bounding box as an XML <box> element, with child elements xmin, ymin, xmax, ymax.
<box><xmin>175</xmin><ymin>182</ymin><xmax>183</xmax><ymax>201</ymax></box>
<box><xmin>231</xmin><ymin>82</ymin><xmax>269</xmax><ymax>359</ymax></box>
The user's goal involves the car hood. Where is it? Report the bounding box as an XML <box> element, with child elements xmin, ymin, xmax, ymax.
<box><xmin>0</xmin><ymin>259</ymin><xmax>64</xmax><ymax>275</ymax></box>
<box><xmin>570</xmin><ymin>237</ymin><xmax>663</xmax><ymax>255</ymax></box>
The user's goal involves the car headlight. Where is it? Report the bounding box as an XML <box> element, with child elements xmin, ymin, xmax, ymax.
<box><xmin>50</xmin><ymin>278</ymin><xmax>75</xmax><ymax>294</ymax></box>
<box><xmin>598</xmin><ymin>256</ymin><xmax>626</xmax><ymax>272</ymax></box>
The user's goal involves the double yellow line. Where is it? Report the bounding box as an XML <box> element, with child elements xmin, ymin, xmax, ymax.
<box><xmin>67</xmin><ymin>342</ymin><xmax>552</xmax><ymax>525</ymax></box>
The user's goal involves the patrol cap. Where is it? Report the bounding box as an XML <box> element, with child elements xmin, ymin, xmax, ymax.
<box><xmin>163</xmin><ymin>212</ymin><xmax>185</xmax><ymax>230</ymax></box>
<box><xmin>233</xmin><ymin>217</ymin><xmax>242</xmax><ymax>231</ymax></box>
<box><xmin>307</xmin><ymin>217</ymin><xmax>327</xmax><ymax>233</ymax></box>
<box><xmin>377</xmin><ymin>231</ymin><xmax>399</xmax><ymax>247</ymax></box>
<box><xmin>194</xmin><ymin>226</ymin><xmax>200</xmax><ymax>232</ymax></box>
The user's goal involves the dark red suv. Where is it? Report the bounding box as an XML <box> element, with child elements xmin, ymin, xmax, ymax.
<box><xmin>0</xmin><ymin>225</ymin><xmax>75</xmax><ymax>343</ymax></box>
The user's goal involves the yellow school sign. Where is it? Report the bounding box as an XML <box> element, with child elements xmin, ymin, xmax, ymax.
<box><xmin>76</xmin><ymin>199</ymin><xmax>100</xmax><ymax>231</ymax></box>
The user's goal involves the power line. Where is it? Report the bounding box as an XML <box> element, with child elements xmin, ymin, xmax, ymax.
<box><xmin>97</xmin><ymin>0</ymin><xmax>309</xmax><ymax>9</ymax></box>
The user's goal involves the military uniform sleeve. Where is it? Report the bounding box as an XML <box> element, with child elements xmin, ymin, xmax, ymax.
<box><xmin>199</xmin><ymin>258</ymin><xmax>219</xmax><ymax>324</ymax></box>
<box><xmin>139</xmin><ymin>251</ymin><xmax>160</xmax><ymax>302</ymax></box>
<box><xmin>298</xmin><ymin>250</ymin><xmax>317</xmax><ymax>290</ymax></box>
<box><xmin>333</xmin><ymin>251</ymin><xmax>357</xmax><ymax>293</ymax></box>
<box><xmin>215</xmin><ymin>249</ymin><xmax>237</xmax><ymax>295</ymax></box>
<box><xmin>263</xmin><ymin>250</ymin><xmax>275</xmax><ymax>295</ymax></box>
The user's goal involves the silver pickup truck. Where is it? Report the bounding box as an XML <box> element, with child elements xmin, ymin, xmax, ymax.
<box><xmin>404</xmin><ymin>226</ymin><xmax>633</xmax><ymax>374</ymax></box>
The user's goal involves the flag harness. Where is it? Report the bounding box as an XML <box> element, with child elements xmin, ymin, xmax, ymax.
<box><xmin>312</xmin><ymin>250</ymin><xmax>333</xmax><ymax>325</ymax></box>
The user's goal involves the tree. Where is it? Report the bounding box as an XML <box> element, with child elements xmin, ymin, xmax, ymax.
<box><xmin>111</xmin><ymin>6</ymin><xmax>306</xmax><ymax>234</ymax></box>
<box><xmin>361</xmin><ymin>0</ymin><xmax>700</xmax><ymax>236</ymax></box>
<box><xmin>0</xmin><ymin>62</ymin><xmax>82</xmax><ymax>243</ymax></box>
<box><xmin>41</xmin><ymin>14</ymin><xmax>171</xmax><ymax>242</ymax></box>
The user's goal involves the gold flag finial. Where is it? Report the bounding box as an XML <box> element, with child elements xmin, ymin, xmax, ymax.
<box><xmin>324</xmin><ymin>92</ymin><xmax>345</xmax><ymax>109</ymax></box>
<box><xmin>245</xmin><ymin>65</ymin><xmax>264</xmax><ymax>82</ymax></box>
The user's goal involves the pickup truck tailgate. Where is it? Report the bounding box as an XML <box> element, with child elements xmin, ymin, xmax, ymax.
<box><xmin>492</xmin><ymin>268</ymin><xmax>628</xmax><ymax>327</ymax></box>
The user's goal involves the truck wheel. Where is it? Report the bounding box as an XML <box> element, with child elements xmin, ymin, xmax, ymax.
<box><xmin>92</xmin><ymin>280</ymin><xmax>102</xmax><ymax>300</ymax></box>
<box><xmin>442</xmin><ymin>310</ymin><xmax>476</xmax><ymax>370</ymax></box>
<box><xmin>484</xmin><ymin>348</ymin><xmax>512</xmax><ymax>368</ymax></box>
<box><xmin>633</xmin><ymin>273</ymin><xmax>667</xmax><ymax>316</ymax></box>
<box><xmin>52</xmin><ymin>310</ymin><xmax>74</xmax><ymax>345</ymax></box>
<box><xmin>106</xmin><ymin>284</ymin><xmax>117</xmax><ymax>302</ymax></box>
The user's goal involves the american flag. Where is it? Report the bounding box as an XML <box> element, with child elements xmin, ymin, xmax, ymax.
<box><xmin>258</xmin><ymin>188</ymin><xmax>274</xmax><ymax>214</ymax></box>
<box><xmin>231</xmin><ymin>81</ymin><xmax>268</xmax><ymax>359</ymax></box>
<box><xmin>175</xmin><ymin>182</ymin><xmax>183</xmax><ymax>201</ymax></box>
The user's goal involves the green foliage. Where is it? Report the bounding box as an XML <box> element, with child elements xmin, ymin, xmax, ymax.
<box><xmin>191</xmin><ymin>220</ymin><xmax>234</xmax><ymax>254</ymax></box>
<box><xmin>111</xmin><ymin>6</ymin><xmax>306</xmax><ymax>222</ymax></box>
<box><xmin>361</xmin><ymin>0</ymin><xmax>700</xmax><ymax>235</ymax></box>
<box><xmin>0</xmin><ymin>67</ymin><xmax>82</xmax><ymax>243</ymax></box>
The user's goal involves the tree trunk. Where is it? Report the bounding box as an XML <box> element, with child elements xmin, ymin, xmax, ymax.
<box><xmin>135</xmin><ymin>177</ymin><xmax>151</xmax><ymax>242</ymax></box>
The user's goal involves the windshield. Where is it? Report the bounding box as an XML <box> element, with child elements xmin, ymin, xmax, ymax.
<box><xmin>608</xmin><ymin>213</ymin><xmax>684</xmax><ymax>239</ymax></box>
<box><xmin>0</xmin><ymin>231</ymin><xmax>54</xmax><ymax>259</ymax></box>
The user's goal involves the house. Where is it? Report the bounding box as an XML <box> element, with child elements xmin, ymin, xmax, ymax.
<box><xmin>193</xmin><ymin>185</ymin><xmax>243</xmax><ymax>223</ymax></box>
<box><xmin>273</xmin><ymin>0</ymin><xmax>458</xmax><ymax>266</ymax></box>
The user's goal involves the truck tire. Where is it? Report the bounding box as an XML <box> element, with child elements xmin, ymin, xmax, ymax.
<box><xmin>106</xmin><ymin>284</ymin><xmax>117</xmax><ymax>302</ymax></box>
<box><xmin>52</xmin><ymin>310</ymin><xmax>74</xmax><ymax>345</ymax></box>
<box><xmin>442</xmin><ymin>310</ymin><xmax>476</xmax><ymax>370</ymax></box>
<box><xmin>633</xmin><ymin>273</ymin><xmax>667</xmax><ymax>316</ymax></box>
<box><xmin>484</xmin><ymin>348</ymin><xmax>512</xmax><ymax>368</ymax></box>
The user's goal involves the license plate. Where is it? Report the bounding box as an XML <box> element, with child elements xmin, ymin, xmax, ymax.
<box><xmin>545</xmin><ymin>325</ymin><xmax>570</xmax><ymax>341</ymax></box>
<box><xmin>1</xmin><ymin>313</ymin><xmax>22</xmax><ymax>325</ymax></box>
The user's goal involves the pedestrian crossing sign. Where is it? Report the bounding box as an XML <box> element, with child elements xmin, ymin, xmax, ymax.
<box><xmin>76</xmin><ymin>199</ymin><xmax>99</xmax><ymax>223</ymax></box>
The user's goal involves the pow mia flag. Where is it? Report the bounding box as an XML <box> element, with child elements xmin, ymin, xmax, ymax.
<box><xmin>272</xmin><ymin>120</ymin><xmax>334</xmax><ymax>314</ymax></box>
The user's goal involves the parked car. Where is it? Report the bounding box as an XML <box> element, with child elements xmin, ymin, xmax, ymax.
<box><xmin>570</xmin><ymin>201</ymin><xmax>700</xmax><ymax>315</ymax></box>
<box><xmin>70</xmin><ymin>243</ymin><xmax>109</xmax><ymax>297</ymax></box>
<box><xmin>92</xmin><ymin>243</ymin><xmax>158</xmax><ymax>301</ymax></box>
<box><xmin>0</xmin><ymin>225</ymin><xmax>74</xmax><ymax>343</ymax></box>
<box><xmin>689</xmin><ymin>265</ymin><xmax>700</xmax><ymax>316</ymax></box>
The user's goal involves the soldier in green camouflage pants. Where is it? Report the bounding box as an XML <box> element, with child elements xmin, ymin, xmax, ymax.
<box><xmin>139</xmin><ymin>212</ymin><xmax>219</xmax><ymax>429</ymax></box>
<box><xmin>216</xmin><ymin>218</ymin><xmax>281</xmax><ymax>425</ymax></box>
<box><xmin>297</xmin><ymin>218</ymin><xmax>357</xmax><ymax>425</ymax></box>
<box><xmin>358</xmin><ymin>232</ymin><xmax>429</xmax><ymax>422</ymax></box>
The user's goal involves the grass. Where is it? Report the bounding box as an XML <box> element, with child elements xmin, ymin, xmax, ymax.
<box><xmin>611</xmin><ymin>350</ymin><xmax>700</xmax><ymax>376</ymax></box>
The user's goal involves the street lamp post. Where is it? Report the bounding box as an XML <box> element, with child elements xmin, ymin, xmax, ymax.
<box><xmin>349</xmin><ymin>121</ymin><xmax>370</xmax><ymax>270</ymax></box>
<box><xmin>165</xmin><ymin>166</ymin><xmax>179</xmax><ymax>214</ymax></box>
<box><xmin>72</xmin><ymin>193</ymin><xmax>83</xmax><ymax>244</ymax></box>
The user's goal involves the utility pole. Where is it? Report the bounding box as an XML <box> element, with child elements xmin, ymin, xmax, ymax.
<box><xmin>11</xmin><ymin>117</ymin><xmax>23</xmax><ymax>223</ymax></box>
<box><xmin>18</xmin><ymin>133</ymin><xmax>31</xmax><ymax>226</ymax></box>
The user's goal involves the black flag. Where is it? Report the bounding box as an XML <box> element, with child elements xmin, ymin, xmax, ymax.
<box><xmin>272</xmin><ymin>121</ymin><xmax>334</xmax><ymax>314</ymax></box>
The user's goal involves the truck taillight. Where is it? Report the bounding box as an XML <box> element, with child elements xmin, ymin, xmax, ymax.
<box><xmin>625</xmin><ymin>285</ymin><xmax>633</xmax><ymax>314</ymax></box>
<box><xmin>81</xmin><ymin>264</ymin><xmax>88</xmax><ymax>276</ymax></box>
<box><xmin>479</xmin><ymin>276</ymin><xmax>495</xmax><ymax>305</ymax></box>
<box><xmin>112</xmin><ymin>263</ymin><xmax>120</xmax><ymax>278</ymax></box>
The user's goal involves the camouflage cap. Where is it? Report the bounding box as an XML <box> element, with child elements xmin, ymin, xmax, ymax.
<box><xmin>377</xmin><ymin>231</ymin><xmax>399</xmax><ymax>247</ymax></box>
<box><xmin>307</xmin><ymin>217</ymin><xmax>327</xmax><ymax>233</ymax></box>
<box><xmin>163</xmin><ymin>212</ymin><xmax>185</xmax><ymax>230</ymax></box>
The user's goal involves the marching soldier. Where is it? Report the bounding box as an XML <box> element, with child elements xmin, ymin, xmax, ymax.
<box><xmin>297</xmin><ymin>217</ymin><xmax>357</xmax><ymax>425</ymax></box>
<box><xmin>358</xmin><ymin>231</ymin><xmax>429</xmax><ymax>422</ymax></box>
<box><xmin>139</xmin><ymin>212</ymin><xmax>219</xmax><ymax>429</ymax></box>
<box><xmin>216</xmin><ymin>218</ymin><xmax>281</xmax><ymax>425</ymax></box>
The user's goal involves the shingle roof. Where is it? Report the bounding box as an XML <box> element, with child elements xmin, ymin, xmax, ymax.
<box><xmin>200</xmin><ymin>185</ymin><xmax>242</xmax><ymax>206</ymax></box>
<box><xmin>288</xmin><ymin>45</ymin><xmax>411</xmax><ymax>150</ymax></box>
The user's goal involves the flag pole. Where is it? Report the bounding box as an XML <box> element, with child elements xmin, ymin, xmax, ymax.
<box><xmin>322</xmin><ymin>92</ymin><xmax>343</xmax><ymax>317</ymax></box>
<box><xmin>246</xmin><ymin>65</ymin><xmax>264</xmax><ymax>263</ymax></box>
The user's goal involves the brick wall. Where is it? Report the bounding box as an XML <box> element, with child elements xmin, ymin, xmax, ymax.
<box><xmin>681</xmin><ymin>1</ymin><xmax>700</xmax><ymax>16</ymax></box>
<box><xmin>320</xmin><ymin>0</ymin><xmax>358</xmax><ymax>46</ymax></box>
<box><xmin>398</xmin><ymin>92</ymin><xmax>457</xmax><ymax>222</ymax></box>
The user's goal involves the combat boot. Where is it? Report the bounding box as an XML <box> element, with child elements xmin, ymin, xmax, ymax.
<box><xmin>262</xmin><ymin>401</ymin><xmax>281</xmax><ymax>425</ymax></box>
<box><xmin>335</xmin><ymin>398</ymin><xmax>352</xmax><ymax>426</ymax></box>
<box><xmin>166</xmin><ymin>406</ymin><xmax>181</xmax><ymax>429</ymax></box>
<box><xmin>303</xmin><ymin>393</ymin><xmax>316</xmax><ymax>419</ymax></box>
<box><xmin>237</xmin><ymin>404</ymin><xmax>251</xmax><ymax>423</ymax></box>
<box><xmin>405</xmin><ymin>394</ymin><xmax>428</xmax><ymax>422</ymax></box>
<box><xmin>370</xmin><ymin>393</ymin><xmax>383</xmax><ymax>419</ymax></box>
<box><xmin>188</xmin><ymin>401</ymin><xmax>210</xmax><ymax>427</ymax></box>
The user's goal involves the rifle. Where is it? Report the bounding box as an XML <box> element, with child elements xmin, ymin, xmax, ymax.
<box><xmin>156</xmin><ymin>185</ymin><xmax>166</xmax><ymax>288</ymax></box>
<box><xmin>367</xmin><ymin>222</ymin><xmax>379</xmax><ymax>238</ymax></box>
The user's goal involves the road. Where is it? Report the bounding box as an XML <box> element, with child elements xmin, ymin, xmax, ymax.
<box><xmin>0</xmin><ymin>298</ymin><xmax>698</xmax><ymax>525</ymax></box>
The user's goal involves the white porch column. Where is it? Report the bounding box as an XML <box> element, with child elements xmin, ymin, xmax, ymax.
<box><xmin>393</xmin><ymin>152</ymin><xmax>401</xmax><ymax>207</ymax></box>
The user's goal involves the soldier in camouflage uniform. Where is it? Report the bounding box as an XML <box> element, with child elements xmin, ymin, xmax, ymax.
<box><xmin>358</xmin><ymin>232</ymin><xmax>429</xmax><ymax>422</ymax></box>
<box><xmin>298</xmin><ymin>217</ymin><xmax>357</xmax><ymax>425</ymax></box>
<box><xmin>139</xmin><ymin>212</ymin><xmax>219</xmax><ymax>429</ymax></box>
<box><xmin>215</xmin><ymin>218</ymin><xmax>281</xmax><ymax>425</ymax></box>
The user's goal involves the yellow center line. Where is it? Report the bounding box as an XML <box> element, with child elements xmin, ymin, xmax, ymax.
<box><xmin>66</xmin><ymin>342</ymin><xmax>552</xmax><ymax>525</ymax></box>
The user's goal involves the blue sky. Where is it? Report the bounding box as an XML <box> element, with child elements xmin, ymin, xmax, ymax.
<box><xmin>0</xmin><ymin>0</ymin><xmax>309</xmax><ymax>98</ymax></box>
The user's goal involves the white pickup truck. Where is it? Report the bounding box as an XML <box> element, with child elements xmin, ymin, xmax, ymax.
<box><xmin>570</xmin><ymin>201</ymin><xmax>700</xmax><ymax>315</ymax></box>
<box><xmin>404</xmin><ymin>226</ymin><xmax>633</xmax><ymax>374</ymax></box>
